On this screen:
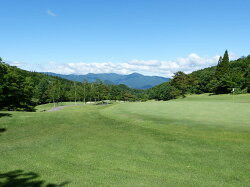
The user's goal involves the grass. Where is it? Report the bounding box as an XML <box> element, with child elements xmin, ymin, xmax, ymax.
<box><xmin>0</xmin><ymin>94</ymin><xmax>250</xmax><ymax>186</ymax></box>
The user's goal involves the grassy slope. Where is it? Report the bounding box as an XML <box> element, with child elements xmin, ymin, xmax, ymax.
<box><xmin>0</xmin><ymin>94</ymin><xmax>250</xmax><ymax>186</ymax></box>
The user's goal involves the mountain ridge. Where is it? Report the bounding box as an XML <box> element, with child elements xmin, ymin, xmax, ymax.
<box><xmin>41</xmin><ymin>72</ymin><xmax>170</xmax><ymax>89</ymax></box>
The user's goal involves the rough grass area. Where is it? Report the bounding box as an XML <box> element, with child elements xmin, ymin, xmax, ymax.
<box><xmin>0</xmin><ymin>94</ymin><xmax>250</xmax><ymax>186</ymax></box>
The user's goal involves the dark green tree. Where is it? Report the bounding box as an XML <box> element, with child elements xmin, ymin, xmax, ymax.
<box><xmin>215</xmin><ymin>51</ymin><xmax>229</xmax><ymax>79</ymax></box>
<box><xmin>0</xmin><ymin>60</ymin><xmax>8</xmax><ymax>107</ymax></box>
<box><xmin>171</xmin><ymin>71</ymin><xmax>190</xmax><ymax>98</ymax></box>
<box><xmin>34</xmin><ymin>79</ymin><xmax>50</xmax><ymax>104</ymax></box>
<box><xmin>215</xmin><ymin>56</ymin><xmax>222</xmax><ymax>79</ymax></box>
<box><xmin>214</xmin><ymin>50</ymin><xmax>231</xmax><ymax>93</ymax></box>
<box><xmin>149</xmin><ymin>82</ymin><xmax>181</xmax><ymax>100</ymax></box>
<box><xmin>244</xmin><ymin>64</ymin><xmax>250</xmax><ymax>92</ymax></box>
<box><xmin>1</xmin><ymin>68</ymin><xmax>35</xmax><ymax>111</ymax></box>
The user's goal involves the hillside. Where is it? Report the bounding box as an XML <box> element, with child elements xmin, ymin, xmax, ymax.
<box><xmin>149</xmin><ymin>52</ymin><xmax>250</xmax><ymax>100</ymax></box>
<box><xmin>42</xmin><ymin>72</ymin><xmax>170</xmax><ymax>89</ymax></box>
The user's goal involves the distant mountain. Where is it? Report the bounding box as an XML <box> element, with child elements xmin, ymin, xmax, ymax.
<box><xmin>42</xmin><ymin>72</ymin><xmax>170</xmax><ymax>89</ymax></box>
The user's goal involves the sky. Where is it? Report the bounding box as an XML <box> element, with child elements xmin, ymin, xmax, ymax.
<box><xmin>0</xmin><ymin>0</ymin><xmax>250</xmax><ymax>77</ymax></box>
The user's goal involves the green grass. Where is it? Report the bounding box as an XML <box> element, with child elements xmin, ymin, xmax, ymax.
<box><xmin>0</xmin><ymin>94</ymin><xmax>250</xmax><ymax>186</ymax></box>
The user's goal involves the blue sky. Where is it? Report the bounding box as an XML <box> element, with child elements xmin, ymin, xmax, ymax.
<box><xmin>0</xmin><ymin>0</ymin><xmax>250</xmax><ymax>76</ymax></box>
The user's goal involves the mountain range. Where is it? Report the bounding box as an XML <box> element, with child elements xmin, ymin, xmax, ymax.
<box><xmin>42</xmin><ymin>72</ymin><xmax>169</xmax><ymax>89</ymax></box>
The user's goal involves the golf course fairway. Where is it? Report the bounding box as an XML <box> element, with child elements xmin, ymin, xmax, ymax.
<box><xmin>0</xmin><ymin>94</ymin><xmax>250</xmax><ymax>186</ymax></box>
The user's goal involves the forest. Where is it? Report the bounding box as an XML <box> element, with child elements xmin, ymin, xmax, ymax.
<box><xmin>0</xmin><ymin>58</ymin><xmax>147</xmax><ymax>111</ymax></box>
<box><xmin>1</xmin><ymin>51</ymin><xmax>250</xmax><ymax>111</ymax></box>
<box><xmin>149</xmin><ymin>51</ymin><xmax>250</xmax><ymax>100</ymax></box>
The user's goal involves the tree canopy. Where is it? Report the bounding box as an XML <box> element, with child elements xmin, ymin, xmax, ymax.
<box><xmin>149</xmin><ymin>51</ymin><xmax>250</xmax><ymax>100</ymax></box>
<box><xmin>0</xmin><ymin>60</ymin><xmax>147</xmax><ymax>111</ymax></box>
<box><xmin>1</xmin><ymin>51</ymin><xmax>250</xmax><ymax>109</ymax></box>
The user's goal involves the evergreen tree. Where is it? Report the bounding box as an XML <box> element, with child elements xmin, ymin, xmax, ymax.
<box><xmin>34</xmin><ymin>79</ymin><xmax>50</xmax><ymax>104</ymax></box>
<box><xmin>215</xmin><ymin>56</ymin><xmax>222</xmax><ymax>79</ymax></box>
<box><xmin>215</xmin><ymin>50</ymin><xmax>230</xmax><ymax>79</ymax></box>
<box><xmin>214</xmin><ymin>50</ymin><xmax>231</xmax><ymax>93</ymax></box>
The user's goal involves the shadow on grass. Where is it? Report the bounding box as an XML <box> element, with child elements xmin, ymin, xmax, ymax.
<box><xmin>0</xmin><ymin>128</ymin><xmax>6</xmax><ymax>134</ymax></box>
<box><xmin>0</xmin><ymin>113</ymin><xmax>11</xmax><ymax>136</ymax></box>
<box><xmin>0</xmin><ymin>113</ymin><xmax>12</xmax><ymax>118</ymax></box>
<box><xmin>0</xmin><ymin>170</ymin><xmax>69</xmax><ymax>187</ymax></box>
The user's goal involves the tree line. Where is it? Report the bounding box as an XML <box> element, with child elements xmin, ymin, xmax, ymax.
<box><xmin>1</xmin><ymin>51</ymin><xmax>250</xmax><ymax>111</ymax></box>
<box><xmin>0</xmin><ymin>58</ymin><xmax>148</xmax><ymax>111</ymax></box>
<box><xmin>149</xmin><ymin>51</ymin><xmax>250</xmax><ymax>100</ymax></box>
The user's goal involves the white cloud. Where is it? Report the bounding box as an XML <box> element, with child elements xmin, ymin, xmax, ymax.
<box><xmin>37</xmin><ymin>53</ymin><xmax>223</xmax><ymax>77</ymax></box>
<box><xmin>228</xmin><ymin>52</ymin><xmax>239</xmax><ymax>61</ymax></box>
<box><xmin>47</xmin><ymin>9</ymin><xmax>56</xmax><ymax>17</ymax></box>
<box><xmin>6</xmin><ymin>61</ymin><xmax>26</xmax><ymax>67</ymax></box>
<box><xmin>6</xmin><ymin>53</ymin><xmax>239</xmax><ymax>78</ymax></box>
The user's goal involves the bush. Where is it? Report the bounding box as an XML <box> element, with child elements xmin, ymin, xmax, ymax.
<box><xmin>149</xmin><ymin>82</ymin><xmax>181</xmax><ymax>101</ymax></box>
<box><xmin>232</xmin><ymin>88</ymin><xmax>248</xmax><ymax>95</ymax></box>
